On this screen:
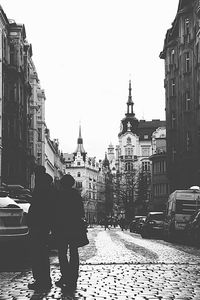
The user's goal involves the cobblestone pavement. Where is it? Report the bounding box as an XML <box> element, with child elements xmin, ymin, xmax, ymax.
<box><xmin>1</xmin><ymin>227</ymin><xmax>200</xmax><ymax>299</ymax></box>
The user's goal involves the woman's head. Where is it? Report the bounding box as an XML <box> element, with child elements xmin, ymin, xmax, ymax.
<box><xmin>60</xmin><ymin>174</ymin><xmax>75</xmax><ymax>188</ymax></box>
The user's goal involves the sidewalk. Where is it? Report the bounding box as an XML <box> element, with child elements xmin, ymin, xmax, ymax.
<box><xmin>1</xmin><ymin>261</ymin><xmax>200</xmax><ymax>299</ymax></box>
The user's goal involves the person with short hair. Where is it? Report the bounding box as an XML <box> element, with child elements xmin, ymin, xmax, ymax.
<box><xmin>54</xmin><ymin>174</ymin><xmax>85</xmax><ymax>292</ymax></box>
<box><xmin>27</xmin><ymin>172</ymin><xmax>54</xmax><ymax>292</ymax></box>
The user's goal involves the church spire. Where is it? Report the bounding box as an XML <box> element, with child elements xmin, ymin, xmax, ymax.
<box><xmin>77</xmin><ymin>124</ymin><xmax>83</xmax><ymax>145</ymax></box>
<box><xmin>74</xmin><ymin>124</ymin><xmax>87</xmax><ymax>160</ymax></box>
<box><xmin>126</xmin><ymin>80</ymin><xmax>135</xmax><ymax>116</ymax></box>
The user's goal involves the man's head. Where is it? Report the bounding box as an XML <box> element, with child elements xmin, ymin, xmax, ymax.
<box><xmin>37</xmin><ymin>173</ymin><xmax>53</xmax><ymax>189</ymax></box>
<box><xmin>60</xmin><ymin>174</ymin><xmax>75</xmax><ymax>188</ymax></box>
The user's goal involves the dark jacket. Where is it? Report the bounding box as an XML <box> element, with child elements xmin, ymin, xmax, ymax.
<box><xmin>27</xmin><ymin>186</ymin><xmax>55</xmax><ymax>233</ymax></box>
<box><xmin>53</xmin><ymin>187</ymin><xmax>85</xmax><ymax>238</ymax></box>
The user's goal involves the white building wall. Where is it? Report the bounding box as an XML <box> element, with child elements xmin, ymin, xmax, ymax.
<box><xmin>45</xmin><ymin>136</ymin><xmax>55</xmax><ymax>179</ymax></box>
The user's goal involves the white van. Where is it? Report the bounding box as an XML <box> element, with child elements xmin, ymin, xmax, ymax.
<box><xmin>164</xmin><ymin>186</ymin><xmax>200</xmax><ymax>241</ymax></box>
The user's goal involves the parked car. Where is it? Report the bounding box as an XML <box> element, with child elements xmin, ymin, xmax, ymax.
<box><xmin>163</xmin><ymin>187</ymin><xmax>200</xmax><ymax>241</ymax></box>
<box><xmin>0</xmin><ymin>196</ymin><xmax>29</xmax><ymax>242</ymax></box>
<box><xmin>140</xmin><ymin>212</ymin><xmax>164</xmax><ymax>238</ymax></box>
<box><xmin>129</xmin><ymin>216</ymin><xmax>146</xmax><ymax>233</ymax></box>
<box><xmin>184</xmin><ymin>209</ymin><xmax>200</xmax><ymax>247</ymax></box>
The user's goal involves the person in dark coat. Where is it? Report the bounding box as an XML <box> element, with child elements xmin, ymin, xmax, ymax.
<box><xmin>27</xmin><ymin>172</ymin><xmax>54</xmax><ymax>291</ymax></box>
<box><xmin>54</xmin><ymin>174</ymin><xmax>85</xmax><ymax>292</ymax></box>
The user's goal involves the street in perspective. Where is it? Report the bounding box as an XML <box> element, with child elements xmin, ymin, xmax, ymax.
<box><xmin>1</xmin><ymin>0</ymin><xmax>200</xmax><ymax>299</ymax></box>
<box><xmin>1</xmin><ymin>226</ymin><xmax>200</xmax><ymax>299</ymax></box>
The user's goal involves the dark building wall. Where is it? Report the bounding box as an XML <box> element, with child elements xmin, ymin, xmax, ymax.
<box><xmin>2</xmin><ymin>22</ymin><xmax>32</xmax><ymax>187</ymax></box>
<box><xmin>149</xmin><ymin>153</ymin><xmax>169</xmax><ymax>212</ymax></box>
<box><xmin>160</xmin><ymin>0</ymin><xmax>200</xmax><ymax>191</ymax></box>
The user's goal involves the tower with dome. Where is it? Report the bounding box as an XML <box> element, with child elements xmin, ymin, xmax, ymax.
<box><xmin>107</xmin><ymin>80</ymin><xmax>165</xmax><ymax>218</ymax></box>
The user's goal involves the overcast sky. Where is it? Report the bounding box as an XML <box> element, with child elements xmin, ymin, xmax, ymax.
<box><xmin>0</xmin><ymin>0</ymin><xmax>179</xmax><ymax>160</ymax></box>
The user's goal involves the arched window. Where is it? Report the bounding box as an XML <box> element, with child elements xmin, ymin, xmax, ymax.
<box><xmin>125</xmin><ymin>162</ymin><xmax>133</xmax><ymax>171</ymax></box>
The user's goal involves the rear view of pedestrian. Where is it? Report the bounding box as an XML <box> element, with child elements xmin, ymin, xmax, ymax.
<box><xmin>53</xmin><ymin>174</ymin><xmax>85</xmax><ymax>292</ymax></box>
<box><xmin>27</xmin><ymin>172</ymin><xmax>54</xmax><ymax>292</ymax></box>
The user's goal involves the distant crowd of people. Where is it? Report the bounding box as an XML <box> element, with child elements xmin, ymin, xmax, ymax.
<box><xmin>100</xmin><ymin>216</ymin><xmax>129</xmax><ymax>231</ymax></box>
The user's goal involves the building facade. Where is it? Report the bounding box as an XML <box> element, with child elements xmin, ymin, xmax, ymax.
<box><xmin>0</xmin><ymin>6</ymin><xmax>65</xmax><ymax>189</ymax></box>
<box><xmin>2</xmin><ymin>20</ymin><xmax>32</xmax><ymax>187</ymax></box>
<box><xmin>112</xmin><ymin>81</ymin><xmax>165</xmax><ymax>218</ymax></box>
<box><xmin>64</xmin><ymin>126</ymin><xmax>101</xmax><ymax>224</ymax></box>
<box><xmin>149</xmin><ymin>127</ymin><xmax>169</xmax><ymax>211</ymax></box>
<box><xmin>160</xmin><ymin>0</ymin><xmax>200</xmax><ymax>191</ymax></box>
<box><xmin>0</xmin><ymin>7</ymin><xmax>8</xmax><ymax>185</ymax></box>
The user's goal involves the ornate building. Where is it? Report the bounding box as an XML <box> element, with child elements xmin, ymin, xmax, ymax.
<box><xmin>64</xmin><ymin>126</ymin><xmax>101</xmax><ymax>224</ymax></box>
<box><xmin>111</xmin><ymin>80</ymin><xmax>165</xmax><ymax>218</ymax></box>
<box><xmin>160</xmin><ymin>0</ymin><xmax>200</xmax><ymax>191</ymax></box>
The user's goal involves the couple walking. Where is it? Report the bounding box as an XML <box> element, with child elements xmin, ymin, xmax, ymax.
<box><xmin>27</xmin><ymin>168</ymin><xmax>86</xmax><ymax>293</ymax></box>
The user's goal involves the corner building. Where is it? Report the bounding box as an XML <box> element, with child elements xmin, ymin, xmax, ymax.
<box><xmin>114</xmin><ymin>81</ymin><xmax>165</xmax><ymax>217</ymax></box>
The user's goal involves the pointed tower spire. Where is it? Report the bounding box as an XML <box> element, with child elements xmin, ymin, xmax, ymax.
<box><xmin>74</xmin><ymin>124</ymin><xmax>87</xmax><ymax>160</ymax></box>
<box><xmin>103</xmin><ymin>152</ymin><xmax>110</xmax><ymax>168</ymax></box>
<box><xmin>77</xmin><ymin>124</ymin><xmax>83</xmax><ymax>145</ymax></box>
<box><xmin>126</xmin><ymin>80</ymin><xmax>134</xmax><ymax>116</ymax></box>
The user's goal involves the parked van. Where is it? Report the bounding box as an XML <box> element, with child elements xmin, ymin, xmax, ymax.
<box><xmin>164</xmin><ymin>186</ymin><xmax>200</xmax><ymax>241</ymax></box>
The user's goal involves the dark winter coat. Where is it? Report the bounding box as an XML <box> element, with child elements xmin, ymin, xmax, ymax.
<box><xmin>27</xmin><ymin>186</ymin><xmax>55</xmax><ymax>234</ymax></box>
<box><xmin>53</xmin><ymin>187</ymin><xmax>85</xmax><ymax>239</ymax></box>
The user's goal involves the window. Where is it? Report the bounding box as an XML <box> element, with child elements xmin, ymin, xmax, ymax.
<box><xmin>76</xmin><ymin>181</ymin><xmax>82</xmax><ymax>188</ymax></box>
<box><xmin>38</xmin><ymin>128</ymin><xmax>42</xmax><ymax>142</ymax></box>
<box><xmin>125</xmin><ymin>147</ymin><xmax>133</xmax><ymax>156</ymax></box>
<box><xmin>77</xmin><ymin>162</ymin><xmax>81</xmax><ymax>166</ymax></box>
<box><xmin>171</xmin><ymin>79</ymin><xmax>175</xmax><ymax>96</ymax></box>
<box><xmin>141</xmin><ymin>147</ymin><xmax>150</xmax><ymax>157</ymax></box>
<box><xmin>171</xmin><ymin>112</ymin><xmax>176</xmax><ymax>129</ymax></box>
<box><xmin>142</xmin><ymin>161</ymin><xmax>150</xmax><ymax>172</ymax></box>
<box><xmin>125</xmin><ymin>162</ymin><xmax>133</xmax><ymax>171</ymax></box>
<box><xmin>185</xmin><ymin>52</ymin><xmax>190</xmax><ymax>72</ymax></box>
<box><xmin>185</xmin><ymin>18</ymin><xmax>190</xmax><ymax>42</ymax></box>
<box><xmin>185</xmin><ymin>90</ymin><xmax>191</xmax><ymax>111</ymax></box>
<box><xmin>144</xmin><ymin>135</ymin><xmax>148</xmax><ymax>139</ymax></box>
<box><xmin>171</xmin><ymin>49</ymin><xmax>175</xmax><ymax>64</ymax></box>
<box><xmin>77</xmin><ymin>172</ymin><xmax>81</xmax><ymax>177</ymax></box>
<box><xmin>127</xmin><ymin>137</ymin><xmax>131</xmax><ymax>144</ymax></box>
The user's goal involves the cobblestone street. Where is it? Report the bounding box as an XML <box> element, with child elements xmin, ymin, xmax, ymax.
<box><xmin>1</xmin><ymin>227</ymin><xmax>200</xmax><ymax>299</ymax></box>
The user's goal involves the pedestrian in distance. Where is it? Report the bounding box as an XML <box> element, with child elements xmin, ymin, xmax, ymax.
<box><xmin>53</xmin><ymin>174</ymin><xmax>86</xmax><ymax>293</ymax></box>
<box><xmin>27</xmin><ymin>172</ymin><xmax>55</xmax><ymax>292</ymax></box>
<box><xmin>104</xmin><ymin>217</ymin><xmax>110</xmax><ymax>230</ymax></box>
<box><xmin>119</xmin><ymin>218</ymin><xmax>126</xmax><ymax>231</ymax></box>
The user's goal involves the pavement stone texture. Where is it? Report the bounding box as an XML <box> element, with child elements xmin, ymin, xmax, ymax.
<box><xmin>1</xmin><ymin>228</ymin><xmax>200</xmax><ymax>299</ymax></box>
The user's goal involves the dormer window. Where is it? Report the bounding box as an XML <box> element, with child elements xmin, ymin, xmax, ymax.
<box><xmin>127</xmin><ymin>137</ymin><xmax>131</xmax><ymax>144</ymax></box>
